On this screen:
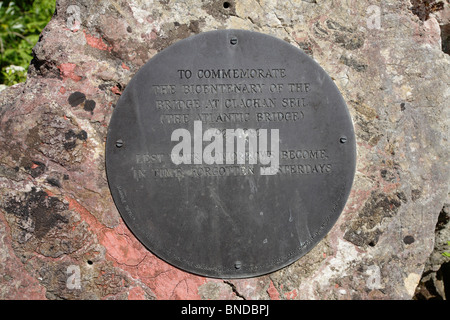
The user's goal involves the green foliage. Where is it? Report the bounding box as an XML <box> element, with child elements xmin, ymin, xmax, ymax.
<box><xmin>0</xmin><ymin>0</ymin><xmax>55</xmax><ymax>85</ymax></box>
<box><xmin>443</xmin><ymin>241</ymin><xmax>450</xmax><ymax>258</ymax></box>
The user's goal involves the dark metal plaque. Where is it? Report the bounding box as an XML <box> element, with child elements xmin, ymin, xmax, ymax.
<box><xmin>106</xmin><ymin>30</ymin><xmax>356</xmax><ymax>278</ymax></box>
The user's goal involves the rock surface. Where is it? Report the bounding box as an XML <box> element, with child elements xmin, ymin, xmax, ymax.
<box><xmin>414</xmin><ymin>197</ymin><xmax>450</xmax><ymax>299</ymax></box>
<box><xmin>0</xmin><ymin>0</ymin><xmax>449</xmax><ymax>300</ymax></box>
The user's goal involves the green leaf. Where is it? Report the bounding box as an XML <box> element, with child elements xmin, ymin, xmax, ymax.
<box><xmin>0</xmin><ymin>0</ymin><xmax>55</xmax><ymax>85</ymax></box>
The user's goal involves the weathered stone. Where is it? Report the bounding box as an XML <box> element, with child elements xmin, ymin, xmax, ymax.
<box><xmin>414</xmin><ymin>199</ymin><xmax>450</xmax><ymax>300</ymax></box>
<box><xmin>0</xmin><ymin>0</ymin><xmax>448</xmax><ymax>300</ymax></box>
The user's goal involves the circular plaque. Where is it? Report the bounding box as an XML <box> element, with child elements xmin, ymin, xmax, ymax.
<box><xmin>106</xmin><ymin>30</ymin><xmax>356</xmax><ymax>278</ymax></box>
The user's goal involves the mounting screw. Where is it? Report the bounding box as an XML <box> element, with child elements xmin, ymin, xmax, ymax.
<box><xmin>116</xmin><ymin>139</ymin><xmax>124</xmax><ymax>148</ymax></box>
<box><xmin>340</xmin><ymin>136</ymin><xmax>347</xmax><ymax>144</ymax></box>
<box><xmin>230</xmin><ymin>37</ymin><xmax>238</xmax><ymax>45</ymax></box>
<box><xmin>234</xmin><ymin>261</ymin><xmax>242</xmax><ymax>269</ymax></box>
